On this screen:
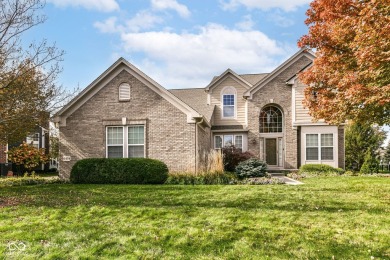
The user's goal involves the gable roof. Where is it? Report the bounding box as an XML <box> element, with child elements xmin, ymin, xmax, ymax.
<box><xmin>240</xmin><ymin>73</ymin><xmax>268</xmax><ymax>85</ymax></box>
<box><xmin>169</xmin><ymin>88</ymin><xmax>214</xmax><ymax>122</ymax></box>
<box><xmin>244</xmin><ymin>48</ymin><xmax>316</xmax><ymax>99</ymax></box>
<box><xmin>54</xmin><ymin>58</ymin><xmax>203</xmax><ymax>126</ymax></box>
<box><xmin>205</xmin><ymin>68</ymin><xmax>252</xmax><ymax>92</ymax></box>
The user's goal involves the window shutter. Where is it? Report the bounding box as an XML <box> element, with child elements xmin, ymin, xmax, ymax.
<box><xmin>119</xmin><ymin>83</ymin><xmax>130</xmax><ymax>101</ymax></box>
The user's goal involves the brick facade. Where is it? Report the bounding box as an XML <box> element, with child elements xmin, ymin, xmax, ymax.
<box><xmin>56</xmin><ymin>50</ymin><xmax>345</xmax><ymax>178</ymax></box>
<box><xmin>59</xmin><ymin>70</ymin><xmax>197</xmax><ymax>178</ymax></box>
<box><xmin>246</xmin><ymin>56</ymin><xmax>312</xmax><ymax>169</ymax></box>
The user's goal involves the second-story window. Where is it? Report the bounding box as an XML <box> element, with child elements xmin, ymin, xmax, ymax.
<box><xmin>221</xmin><ymin>87</ymin><xmax>236</xmax><ymax>118</ymax></box>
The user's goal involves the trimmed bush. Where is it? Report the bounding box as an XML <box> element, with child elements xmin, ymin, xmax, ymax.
<box><xmin>70</xmin><ymin>158</ymin><xmax>168</xmax><ymax>184</ymax></box>
<box><xmin>235</xmin><ymin>158</ymin><xmax>267</xmax><ymax>179</ymax></box>
<box><xmin>222</xmin><ymin>146</ymin><xmax>254</xmax><ymax>172</ymax></box>
<box><xmin>0</xmin><ymin>176</ymin><xmax>66</xmax><ymax>187</ymax></box>
<box><xmin>165</xmin><ymin>172</ymin><xmax>237</xmax><ymax>185</ymax></box>
<box><xmin>298</xmin><ymin>164</ymin><xmax>344</xmax><ymax>177</ymax></box>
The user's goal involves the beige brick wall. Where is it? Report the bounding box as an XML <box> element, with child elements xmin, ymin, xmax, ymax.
<box><xmin>59</xmin><ymin>70</ymin><xmax>196</xmax><ymax>178</ymax></box>
<box><xmin>247</xmin><ymin>56</ymin><xmax>312</xmax><ymax>169</ymax></box>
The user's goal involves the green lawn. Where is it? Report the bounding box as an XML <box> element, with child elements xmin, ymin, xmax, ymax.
<box><xmin>1</xmin><ymin>177</ymin><xmax>389</xmax><ymax>259</ymax></box>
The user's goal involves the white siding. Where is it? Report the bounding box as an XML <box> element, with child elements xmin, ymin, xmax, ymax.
<box><xmin>294</xmin><ymin>80</ymin><xmax>312</xmax><ymax>123</ymax></box>
<box><xmin>300</xmin><ymin>126</ymin><xmax>338</xmax><ymax>168</ymax></box>
<box><xmin>210</xmin><ymin>76</ymin><xmax>248</xmax><ymax>126</ymax></box>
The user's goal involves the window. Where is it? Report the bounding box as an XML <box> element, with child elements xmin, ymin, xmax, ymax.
<box><xmin>26</xmin><ymin>133</ymin><xmax>39</xmax><ymax>149</ymax></box>
<box><xmin>119</xmin><ymin>83</ymin><xmax>130</xmax><ymax>101</ymax></box>
<box><xmin>128</xmin><ymin>125</ymin><xmax>144</xmax><ymax>158</ymax></box>
<box><xmin>221</xmin><ymin>87</ymin><xmax>236</xmax><ymax>118</ymax></box>
<box><xmin>306</xmin><ymin>134</ymin><xmax>318</xmax><ymax>160</ymax></box>
<box><xmin>106</xmin><ymin>125</ymin><xmax>145</xmax><ymax>158</ymax></box>
<box><xmin>107</xmin><ymin>127</ymin><xmax>124</xmax><ymax>158</ymax></box>
<box><xmin>321</xmin><ymin>134</ymin><xmax>334</xmax><ymax>160</ymax></box>
<box><xmin>214</xmin><ymin>134</ymin><xmax>243</xmax><ymax>149</ymax></box>
<box><xmin>259</xmin><ymin>106</ymin><xmax>283</xmax><ymax>133</ymax></box>
<box><xmin>306</xmin><ymin>133</ymin><xmax>334</xmax><ymax>160</ymax></box>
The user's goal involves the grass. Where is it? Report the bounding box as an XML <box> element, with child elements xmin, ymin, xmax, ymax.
<box><xmin>0</xmin><ymin>177</ymin><xmax>389</xmax><ymax>259</ymax></box>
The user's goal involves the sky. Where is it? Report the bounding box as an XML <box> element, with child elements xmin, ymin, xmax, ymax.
<box><xmin>24</xmin><ymin>0</ymin><xmax>311</xmax><ymax>90</ymax></box>
<box><xmin>23</xmin><ymin>0</ymin><xmax>389</xmax><ymax>145</ymax></box>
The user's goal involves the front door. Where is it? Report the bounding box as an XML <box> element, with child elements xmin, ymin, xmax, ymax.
<box><xmin>265</xmin><ymin>138</ymin><xmax>278</xmax><ymax>166</ymax></box>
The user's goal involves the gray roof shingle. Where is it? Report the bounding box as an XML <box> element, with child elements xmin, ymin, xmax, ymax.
<box><xmin>168</xmin><ymin>88</ymin><xmax>214</xmax><ymax>122</ymax></box>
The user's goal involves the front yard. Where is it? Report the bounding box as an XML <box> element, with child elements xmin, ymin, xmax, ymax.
<box><xmin>1</xmin><ymin>177</ymin><xmax>389</xmax><ymax>259</ymax></box>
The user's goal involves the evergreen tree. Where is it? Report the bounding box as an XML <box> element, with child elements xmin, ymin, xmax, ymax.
<box><xmin>345</xmin><ymin>122</ymin><xmax>385</xmax><ymax>171</ymax></box>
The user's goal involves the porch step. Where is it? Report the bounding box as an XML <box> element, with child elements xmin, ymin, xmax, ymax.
<box><xmin>268</xmin><ymin>169</ymin><xmax>299</xmax><ymax>175</ymax></box>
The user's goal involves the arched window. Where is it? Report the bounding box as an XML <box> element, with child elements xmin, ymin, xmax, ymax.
<box><xmin>221</xmin><ymin>86</ymin><xmax>236</xmax><ymax>118</ymax></box>
<box><xmin>259</xmin><ymin>105</ymin><xmax>283</xmax><ymax>133</ymax></box>
<box><xmin>119</xmin><ymin>83</ymin><xmax>130</xmax><ymax>101</ymax></box>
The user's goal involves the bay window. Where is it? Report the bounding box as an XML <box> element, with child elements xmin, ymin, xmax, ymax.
<box><xmin>214</xmin><ymin>134</ymin><xmax>243</xmax><ymax>150</ymax></box>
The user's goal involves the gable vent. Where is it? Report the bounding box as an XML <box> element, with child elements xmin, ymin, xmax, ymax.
<box><xmin>119</xmin><ymin>83</ymin><xmax>130</xmax><ymax>101</ymax></box>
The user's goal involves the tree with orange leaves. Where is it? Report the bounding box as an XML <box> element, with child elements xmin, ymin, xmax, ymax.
<box><xmin>298</xmin><ymin>0</ymin><xmax>390</xmax><ymax>125</ymax></box>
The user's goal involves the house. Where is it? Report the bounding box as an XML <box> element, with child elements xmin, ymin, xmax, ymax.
<box><xmin>54</xmin><ymin>48</ymin><xmax>345</xmax><ymax>178</ymax></box>
<box><xmin>0</xmin><ymin>126</ymin><xmax>51</xmax><ymax>175</ymax></box>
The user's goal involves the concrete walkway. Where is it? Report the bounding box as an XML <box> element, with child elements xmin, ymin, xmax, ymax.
<box><xmin>271</xmin><ymin>174</ymin><xmax>304</xmax><ymax>185</ymax></box>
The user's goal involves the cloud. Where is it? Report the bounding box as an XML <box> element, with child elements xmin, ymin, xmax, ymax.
<box><xmin>151</xmin><ymin>0</ymin><xmax>191</xmax><ymax>18</ymax></box>
<box><xmin>235</xmin><ymin>15</ymin><xmax>255</xmax><ymax>31</ymax></box>
<box><xmin>47</xmin><ymin>0</ymin><xmax>119</xmax><ymax>12</ymax></box>
<box><xmin>220</xmin><ymin>0</ymin><xmax>310</xmax><ymax>12</ymax></box>
<box><xmin>267</xmin><ymin>12</ymin><xmax>295</xmax><ymax>27</ymax></box>
<box><xmin>94</xmin><ymin>11</ymin><xmax>164</xmax><ymax>33</ymax></box>
<box><xmin>119</xmin><ymin>24</ymin><xmax>290</xmax><ymax>88</ymax></box>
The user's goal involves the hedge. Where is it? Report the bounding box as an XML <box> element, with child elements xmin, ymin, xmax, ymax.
<box><xmin>298</xmin><ymin>164</ymin><xmax>344</xmax><ymax>177</ymax></box>
<box><xmin>70</xmin><ymin>158</ymin><xmax>168</xmax><ymax>184</ymax></box>
<box><xmin>165</xmin><ymin>172</ymin><xmax>237</xmax><ymax>185</ymax></box>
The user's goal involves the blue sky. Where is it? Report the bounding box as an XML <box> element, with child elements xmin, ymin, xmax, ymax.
<box><xmin>22</xmin><ymin>0</ymin><xmax>389</xmax><ymax>144</ymax></box>
<box><xmin>24</xmin><ymin>0</ymin><xmax>311</xmax><ymax>90</ymax></box>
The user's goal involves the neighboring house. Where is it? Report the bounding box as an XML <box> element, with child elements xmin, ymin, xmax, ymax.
<box><xmin>0</xmin><ymin>126</ymin><xmax>51</xmax><ymax>175</ymax></box>
<box><xmin>54</xmin><ymin>48</ymin><xmax>345</xmax><ymax>178</ymax></box>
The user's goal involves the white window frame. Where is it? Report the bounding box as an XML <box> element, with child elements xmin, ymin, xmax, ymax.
<box><xmin>106</xmin><ymin>126</ymin><xmax>124</xmax><ymax>158</ymax></box>
<box><xmin>106</xmin><ymin>125</ymin><xmax>145</xmax><ymax>158</ymax></box>
<box><xmin>214</xmin><ymin>134</ymin><xmax>243</xmax><ymax>150</ymax></box>
<box><xmin>127</xmin><ymin>125</ymin><xmax>145</xmax><ymax>158</ymax></box>
<box><xmin>221</xmin><ymin>86</ymin><xmax>237</xmax><ymax>119</ymax></box>
<box><xmin>305</xmin><ymin>133</ymin><xmax>334</xmax><ymax>161</ymax></box>
<box><xmin>26</xmin><ymin>133</ymin><xmax>40</xmax><ymax>149</ymax></box>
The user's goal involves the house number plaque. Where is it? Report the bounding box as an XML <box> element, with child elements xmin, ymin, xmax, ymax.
<box><xmin>62</xmin><ymin>156</ymin><xmax>71</xmax><ymax>161</ymax></box>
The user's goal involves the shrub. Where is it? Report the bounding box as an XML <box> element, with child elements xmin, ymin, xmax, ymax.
<box><xmin>206</xmin><ymin>149</ymin><xmax>224</xmax><ymax>173</ymax></box>
<box><xmin>7</xmin><ymin>142</ymin><xmax>48</xmax><ymax>173</ymax></box>
<box><xmin>0</xmin><ymin>176</ymin><xmax>66</xmax><ymax>187</ymax></box>
<box><xmin>165</xmin><ymin>171</ymin><xmax>237</xmax><ymax>185</ymax></box>
<box><xmin>70</xmin><ymin>158</ymin><xmax>168</xmax><ymax>184</ymax></box>
<box><xmin>360</xmin><ymin>150</ymin><xmax>379</xmax><ymax>174</ymax></box>
<box><xmin>222</xmin><ymin>146</ymin><xmax>254</xmax><ymax>172</ymax></box>
<box><xmin>235</xmin><ymin>158</ymin><xmax>267</xmax><ymax>179</ymax></box>
<box><xmin>298</xmin><ymin>164</ymin><xmax>344</xmax><ymax>177</ymax></box>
